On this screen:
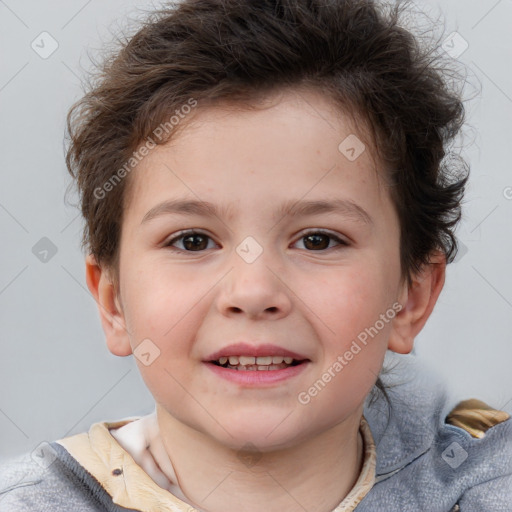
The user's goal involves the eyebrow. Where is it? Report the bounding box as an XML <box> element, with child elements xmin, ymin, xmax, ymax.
<box><xmin>140</xmin><ymin>198</ymin><xmax>373</xmax><ymax>226</ymax></box>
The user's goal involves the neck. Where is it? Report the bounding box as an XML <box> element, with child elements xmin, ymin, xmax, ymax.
<box><xmin>145</xmin><ymin>405</ymin><xmax>365</xmax><ymax>512</ymax></box>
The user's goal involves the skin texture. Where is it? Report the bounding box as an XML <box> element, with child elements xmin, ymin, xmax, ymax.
<box><xmin>85</xmin><ymin>88</ymin><xmax>446</xmax><ymax>512</ymax></box>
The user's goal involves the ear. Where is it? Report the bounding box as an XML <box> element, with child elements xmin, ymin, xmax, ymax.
<box><xmin>388</xmin><ymin>251</ymin><xmax>446</xmax><ymax>354</ymax></box>
<box><xmin>85</xmin><ymin>254</ymin><xmax>132</xmax><ymax>357</ymax></box>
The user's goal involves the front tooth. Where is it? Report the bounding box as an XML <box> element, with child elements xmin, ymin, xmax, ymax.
<box><xmin>239</xmin><ymin>356</ymin><xmax>256</xmax><ymax>365</ymax></box>
<box><xmin>283</xmin><ymin>357</ymin><xmax>293</xmax><ymax>364</ymax></box>
<box><xmin>257</xmin><ymin>365</ymin><xmax>269</xmax><ymax>370</ymax></box>
<box><xmin>228</xmin><ymin>356</ymin><xmax>239</xmax><ymax>365</ymax></box>
<box><xmin>256</xmin><ymin>356</ymin><xmax>273</xmax><ymax>365</ymax></box>
<box><xmin>219</xmin><ymin>357</ymin><xmax>228</xmax><ymax>365</ymax></box>
<box><xmin>272</xmin><ymin>356</ymin><xmax>285</xmax><ymax>364</ymax></box>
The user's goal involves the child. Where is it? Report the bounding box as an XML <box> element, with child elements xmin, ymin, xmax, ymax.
<box><xmin>1</xmin><ymin>0</ymin><xmax>511</xmax><ymax>510</ymax></box>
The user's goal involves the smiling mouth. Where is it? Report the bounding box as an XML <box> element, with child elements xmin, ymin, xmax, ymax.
<box><xmin>210</xmin><ymin>355</ymin><xmax>307</xmax><ymax>371</ymax></box>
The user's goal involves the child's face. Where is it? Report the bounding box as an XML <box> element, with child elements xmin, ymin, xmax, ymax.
<box><xmin>110</xmin><ymin>88</ymin><xmax>408</xmax><ymax>450</ymax></box>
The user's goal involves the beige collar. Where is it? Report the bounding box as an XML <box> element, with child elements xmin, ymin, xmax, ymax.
<box><xmin>57</xmin><ymin>415</ymin><xmax>376</xmax><ymax>512</ymax></box>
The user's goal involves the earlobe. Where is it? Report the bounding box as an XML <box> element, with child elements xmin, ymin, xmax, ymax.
<box><xmin>388</xmin><ymin>252</ymin><xmax>446</xmax><ymax>354</ymax></box>
<box><xmin>85</xmin><ymin>254</ymin><xmax>133</xmax><ymax>357</ymax></box>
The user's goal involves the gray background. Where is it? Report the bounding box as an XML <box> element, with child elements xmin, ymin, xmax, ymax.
<box><xmin>1</xmin><ymin>0</ymin><xmax>511</xmax><ymax>461</ymax></box>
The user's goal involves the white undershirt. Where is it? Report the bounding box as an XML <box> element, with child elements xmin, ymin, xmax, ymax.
<box><xmin>109</xmin><ymin>410</ymin><xmax>194</xmax><ymax>505</ymax></box>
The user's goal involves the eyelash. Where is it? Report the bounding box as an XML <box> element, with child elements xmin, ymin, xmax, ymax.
<box><xmin>163</xmin><ymin>229</ymin><xmax>349</xmax><ymax>253</ymax></box>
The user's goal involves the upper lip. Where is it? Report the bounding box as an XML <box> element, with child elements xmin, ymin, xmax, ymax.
<box><xmin>205</xmin><ymin>343</ymin><xmax>309</xmax><ymax>362</ymax></box>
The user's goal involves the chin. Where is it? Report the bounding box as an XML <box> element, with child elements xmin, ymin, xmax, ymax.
<box><xmin>205</xmin><ymin>415</ymin><xmax>308</xmax><ymax>453</ymax></box>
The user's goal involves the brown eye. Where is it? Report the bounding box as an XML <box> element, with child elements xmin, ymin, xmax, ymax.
<box><xmin>182</xmin><ymin>233</ymin><xmax>209</xmax><ymax>251</ymax></box>
<box><xmin>296</xmin><ymin>231</ymin><xmax>348</xmax><ymax>251</ymax></box>
<box><xmin>304</xmin><ymin>233</ymin><xmax>329</xmax><ymax>250</ymax></box>
<box><xmin>165</xmin><ymin>231</ymin><xmax>215</xmax><ymax>252</ymax></box>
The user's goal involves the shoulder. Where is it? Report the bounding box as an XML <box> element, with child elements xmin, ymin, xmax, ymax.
<box><xmin>444</xmin><ymin>397</ymin><xmax>511</xmax><ymax>439</ymax></box>
<box><xmin>433</xmin><ymin>397</ymin><xmax>512</xmax><ymax>510</ymax></box>
<box><xmin>438</xmin><ymin>397</ymin><xmax>512</xmax><ymax>482</ymax></box>
<box><xmin>0</xmin><ymin>442</ymin><xmax>131</xmax><ymax>511</ymax></box>
<box><xmin>390</xmin><ymin>356</ymin><xmax>512</xmax><ymax>482</ymax></box>
<box><xmin>360</xmin><ymin>355</ymin><xmax>512</xmax><ymax>510</ymax></box>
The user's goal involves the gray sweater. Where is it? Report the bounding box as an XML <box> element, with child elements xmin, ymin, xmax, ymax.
<box><xmin>1</xmin><ymin>354</ymin><xmax>511</xmax><ymax>511</ymax></box>
<box><xmin>0</xmin><ymin>441</ymin><xmax>135</xmax><ymax>511</ymax></box>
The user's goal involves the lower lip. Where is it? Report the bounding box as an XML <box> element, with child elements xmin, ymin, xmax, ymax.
<box><xmin>204</xmin><ymin>361</ymin><xmax>309</xmax><ymax>385</ymax></box>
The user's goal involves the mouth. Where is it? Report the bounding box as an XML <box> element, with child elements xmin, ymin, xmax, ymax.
<box><xmin>204</xmin><ymin>343</ymin><xmax>311</xmax><ymax>384</ymax></box>
<box><xmin>210</xmin><ymin>355</ymin><xmax>308</xmax><ymax>371</ymax></box>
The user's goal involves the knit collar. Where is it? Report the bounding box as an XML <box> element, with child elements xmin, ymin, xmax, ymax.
<box><xmin>363</xmin><ymin>353</ymin><xmax>456</xmax><ymax>481</ymax></box>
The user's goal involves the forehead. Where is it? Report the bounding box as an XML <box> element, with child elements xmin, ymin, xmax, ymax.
<box><xmin>123</xmin><ymin>88</ymin><xmax>389</xmax><ymax>224</ymax></box>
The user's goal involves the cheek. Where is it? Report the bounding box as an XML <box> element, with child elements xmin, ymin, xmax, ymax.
<box><xmin>120</xmin><ymin>273</ymin><xmax>208</xmax><ymax>408</ymax></box>
<box><xmin>122</xmin><ymin>264</ymin><xmax>203</xmax><ymax>339</ymax></box>
<box><xmin>130</xmin><ymin>312</ymin><xmax>203</xmax><ymax>404</ymax></box>
<box><xmin>301</xmin><ymin>263</ymin><xmax>395</xmax><ymax>392</ymax></box>
<box><xmin>303</xmin><ymin>264</ymin><xmax>392</xmax><ymax>336</ymax></box>
<box><xmin>296</xmin><ymin>341</ymin><xmax>386</xmax><ymax>431</ymax></box>
<box><xmin>301</xmin><ymin>279</ymin><xmax>391</xmax><ymax>414</ymax></box>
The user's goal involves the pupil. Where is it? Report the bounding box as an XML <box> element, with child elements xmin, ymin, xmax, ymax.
<box><xmin>184</xmin><ymin>234</ymin><xmax>207</xmax><ymax>251</ymax></box>
<box><xmin>305</xmin><ymin>234</ymin><xmax>328</xmax><ymax>250</ymax></box>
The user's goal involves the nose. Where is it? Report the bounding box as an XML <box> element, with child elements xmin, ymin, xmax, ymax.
<box><xmin>216</xmin><ymin>254</ymin><xmax>292</xmax><ymax>321</ymax></box>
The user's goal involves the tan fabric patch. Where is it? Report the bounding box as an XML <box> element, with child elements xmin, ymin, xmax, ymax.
<box><xmin>445</xmin><ymin>398</ymin><xmax>511</xmax><ymax>439</ymax></box>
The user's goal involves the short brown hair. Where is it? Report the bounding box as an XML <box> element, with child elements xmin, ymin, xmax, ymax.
<box><xmin>65</xmin><ymin>0</ymin><xmax>469</xmax><ymax>403</ymax></box>
<box><xmin>65</xmin><ymin>0</ymin><xmax>468</xmax><ymax>292</ymax></box>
